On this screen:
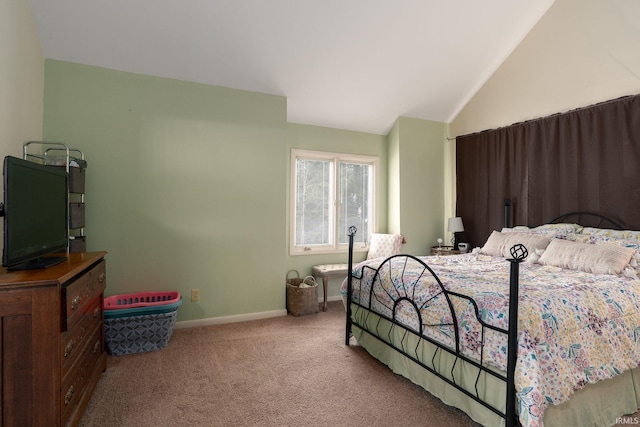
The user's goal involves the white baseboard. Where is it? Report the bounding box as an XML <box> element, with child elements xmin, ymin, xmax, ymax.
<box><xmin>174</xmin><ymin>295</ymin><xmax>343</xmax><ymax>329</ymax></box>
<box><xmin>175</xmin><ymin>309</ymin><xmax>287</xmax><ymax>329</ymax></box>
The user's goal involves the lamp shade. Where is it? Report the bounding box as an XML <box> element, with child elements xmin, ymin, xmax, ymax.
<box><xmin>448</xmin><ymin>217</ymin><xmax>464</xmax><ymax>233</ymax></box>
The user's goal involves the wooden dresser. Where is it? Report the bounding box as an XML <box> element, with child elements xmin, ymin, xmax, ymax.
<box><xmin>0</xmin><ymin>252</ymin><xmax>107</xmax><ymax>427</ymax></box>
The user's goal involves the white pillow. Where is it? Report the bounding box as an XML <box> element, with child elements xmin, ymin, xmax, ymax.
<box><xmin>538</xmin><ymin>239</ymin><xmax>634</xmax><ymax>275</ymax></box>
<box><xmin>367</xmin><ymin>233</ymin><xmax>403</xmax><ymax>260</ymax></box>
<box><xmin>480</xmin><ymin>231</ymin><xmax>552</xmax><ymax>262</ymax></box>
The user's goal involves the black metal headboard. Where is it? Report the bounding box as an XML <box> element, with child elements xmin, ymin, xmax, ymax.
<box><xmin>502</xmin><ymin>199</ymin><xmax>625</xmax><ymax>230</ymax></box>
<box><xmin>549</xmin><ymin>212</ymin><xmax>625</xmax><ymax>230</ymax></box>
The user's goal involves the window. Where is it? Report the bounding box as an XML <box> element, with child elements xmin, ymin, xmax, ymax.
<box><xmin>291</xmin><ymin>149</ymin><xmax>378</xmax><ymax>254</ymax></box>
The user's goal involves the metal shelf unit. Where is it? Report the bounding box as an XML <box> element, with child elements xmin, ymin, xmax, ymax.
<box><xmin>23</xmin><ymin>141</ymin><xmax>87</xmax><ymax>252</ymax></box>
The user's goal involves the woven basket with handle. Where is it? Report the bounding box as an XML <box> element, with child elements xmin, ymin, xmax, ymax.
<box><xmin>285</xmin><ymin>270</ymin><xmax>318</xmax><ymax>316</ymax></box>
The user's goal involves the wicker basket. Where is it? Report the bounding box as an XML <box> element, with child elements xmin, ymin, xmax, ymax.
<box><xmin>286</xmin><ymin>270</ymin><xmax>318</xmax><ymax>316</ymax></box>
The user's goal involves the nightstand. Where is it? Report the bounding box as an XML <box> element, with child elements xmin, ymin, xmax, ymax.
<box><xmin>431</xmin><ymin>246</ymin><xmax>461</xmax><ymax>256</ymax></box>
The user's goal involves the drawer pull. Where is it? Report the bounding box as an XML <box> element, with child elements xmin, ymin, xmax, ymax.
<box><xmin>98</xmin><ymin>272</ymin><xmax>106</xmax><ymax>283</ymax></box>
<box><xmin>64</xmin><ymin>386</ymin><xmax>75</xmax><ymax>405</ymax></box>
<box><xmin>71</xmin><ymin>296</ymin><xmax>82</xmax><ymax>310</ymax></box>
<box><xmin>93</xmin><ymin>340</ymin><xmax>101</xmax><ymax>354</ymax></box>
<box><xmin>93</xmin><ymin>306</ymin><xmax>101</xmax><ymax>318</ymax></box>
<box><xmin>64</xmin><ymin>340</ymin><xmax>75</xmax><ymax>357</ymax></box>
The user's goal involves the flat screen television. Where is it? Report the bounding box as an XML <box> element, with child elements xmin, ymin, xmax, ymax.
<box><xmin>2</xmin><ymin>156</ymin><xmax>69</xmax><ymax>270</ymax></box>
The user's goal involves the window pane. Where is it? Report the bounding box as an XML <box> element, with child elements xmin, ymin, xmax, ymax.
<box><xmin>338</xmin><ymin>162</ymin><xmax>370</xmax><ymax>244</ymax></box>
<box><xmin>295</xmin><ymin>158</ymin><xmax>333</xmax><ymax>245</ymax></box>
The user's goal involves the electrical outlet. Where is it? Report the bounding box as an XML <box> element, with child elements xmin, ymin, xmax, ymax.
<box><xmin>191</xmin><ymin>289</ymin><xmax>200</xmax><ymax>302</ymax></box>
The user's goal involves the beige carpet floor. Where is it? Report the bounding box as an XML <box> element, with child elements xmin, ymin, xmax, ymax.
<box><xmin>79</xmin><ymin>301</ymin><xmax>481</xmax><ymax>427</ymax></box>
<box><xmin>79</xmin><ymin>300</ymin><xmax>639</xmax><ymax>426</ymax></box>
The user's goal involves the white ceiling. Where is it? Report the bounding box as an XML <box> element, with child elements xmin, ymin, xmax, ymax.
<box><xmin>28</xmin><ymin>0</ymin><xmax>555</xmax><ymax>135</ymax></box>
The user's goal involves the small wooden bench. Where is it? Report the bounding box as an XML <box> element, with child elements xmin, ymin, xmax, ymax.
<box><xmin>312</xmin><ymin>264</ymin><xmax>349</xmax><ymax>312</ymax></box>
<box><xmin>312</xmin><ymin>233</ymin><xmax>404</xmax><ymax>312</ymax></box>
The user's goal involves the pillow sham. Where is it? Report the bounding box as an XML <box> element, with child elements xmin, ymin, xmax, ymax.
<box><xmin>537</xmin><ymin>239</ymin><xmax>634</xmax><ymax>275</ymax></box>
<box><xmin>530</xmin><ymin>223</ymin><xmax>583</xmax><ymax>239</ymax></box>
<box><xmin>501</xmin><ymin>225</ymin><xmax>556</xmax><ymax>238</ymax></box>
<box><xmin>480</xmin><ymin>231</ymin><xmax>552</xmax><ymax>261</ymax></box>
<box><xmin>501</xmin><ymin>226</ymin><xmax>532</xmax><ymax>233</ymax></box>
<box><xmin>580</xmin><ymin>227</ymin><xmax>640</xmax><ymax>244</ymax></box>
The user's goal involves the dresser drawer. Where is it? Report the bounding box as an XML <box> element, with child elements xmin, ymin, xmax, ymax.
<box><xmin>64</xmin><ymin>260</ymin><xmax>106</xmax><ymax>328</ymax></box>
<box><xmin>60</xmin><ymin>326</ymin><xmax>104</xmax><ymax>425</ymax></box>
<box><xmin>61</xmin><ymin>295</ymin><xmax>103</xmax><ymax>378</ymax></box>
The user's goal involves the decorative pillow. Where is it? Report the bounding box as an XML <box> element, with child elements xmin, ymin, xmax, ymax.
<box><xmin>564</xmin><ymin>228</ymin><xmax>640</xmax><ymax>276</ymax></box>
<box><xmin>367</xmin><ymin>233</ymin><xmax>403</xmax><ymax>260</ymax></box>
<box><xmin>480</xmin><ymin>231</ymin><xmax>552</xmax><ymax>261</ymax></box>
<box><xmin>538</xmin><ymin>239</ymin><xmax>634</xmax><ymax>275</ymax></box>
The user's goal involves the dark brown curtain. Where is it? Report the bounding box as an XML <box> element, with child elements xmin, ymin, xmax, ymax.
<box><xmin>456</xmin><ymin>94</ymin><xmax>640</xmax><ymax>248</ymax></box>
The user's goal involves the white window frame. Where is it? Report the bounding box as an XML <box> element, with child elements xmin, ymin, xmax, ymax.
<box><xmin>290</xmin><ymin>149</ymin><xmax>378</xmax><ymax>255</ymax></box>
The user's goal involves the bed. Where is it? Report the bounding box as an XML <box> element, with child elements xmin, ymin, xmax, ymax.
<box><xmin>341</xmin><ymin>213</ymin><xmax>640</xmax><ymax>427</ymax></box>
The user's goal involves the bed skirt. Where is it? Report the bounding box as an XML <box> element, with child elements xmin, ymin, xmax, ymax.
<box><xmin>348</xmin><ymin>302</ymin><xmax>640</xmax><ymax>426</ymax></box>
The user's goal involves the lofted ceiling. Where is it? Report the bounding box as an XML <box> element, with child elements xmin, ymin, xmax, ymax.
<box><xmin>28</xmin><ymin>0</ymin><xmax>555</xmax><ymax>135</ymax></box>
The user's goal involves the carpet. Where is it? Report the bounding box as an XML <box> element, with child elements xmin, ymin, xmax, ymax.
<box><xmin>79</xmin><ymin>301</ymin><xmax>483</xmax><ymax>426</ymax></box>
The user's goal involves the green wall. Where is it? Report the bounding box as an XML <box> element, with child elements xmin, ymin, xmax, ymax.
<box><xmin>387</xmin><ymin>122</ymin><xmax>401</xmax><ymax>235</ymax></box>
<box><xmin>389</xmin><ymin>117</ymin><xmax>446</xmax><ymax>255</ymax></box>
<box><xmin>44</xmin><ymin>60</ymin><xmax>287</xmax><ymax>321</ymax></box>
<box><xmin>42</xmin><ymin>60</ymin><xmax>446</xmax><ymax>321</ymax></box>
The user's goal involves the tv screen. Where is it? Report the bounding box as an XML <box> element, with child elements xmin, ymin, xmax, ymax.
<box><xmin>2</xmin><ymin>156</ymin><xmax>69</xmax><ymax>270</ymax></box>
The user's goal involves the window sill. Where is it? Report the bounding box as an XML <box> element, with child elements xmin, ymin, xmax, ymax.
<box><xmin>289</xmin><ymin>246</ymin><xmax>368</xmax><ymax>256</ymax></box>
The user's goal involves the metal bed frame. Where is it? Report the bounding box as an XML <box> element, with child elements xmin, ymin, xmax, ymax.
<box><xmin>344</xmin><ymin>204</ymin><xmax>626</xmax><ymax>427</ymax></box>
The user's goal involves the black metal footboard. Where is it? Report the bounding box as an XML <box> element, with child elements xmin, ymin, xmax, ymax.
<box><xmin>345</xmin><ymin>226</ymin><xmax>525</xmax><ymax>427</ymax></box>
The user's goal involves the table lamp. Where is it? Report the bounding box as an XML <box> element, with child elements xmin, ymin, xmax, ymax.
<box><xmin>448</xmin><ymin>217</ymin><xmax>464</xmax><ymax>250</ymax></box>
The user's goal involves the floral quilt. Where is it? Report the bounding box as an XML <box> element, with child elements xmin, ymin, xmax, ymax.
<box><xmin>341</xmin><ymin>252</ymin><xmax>640</xmax><ymax>427</ymax></box>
